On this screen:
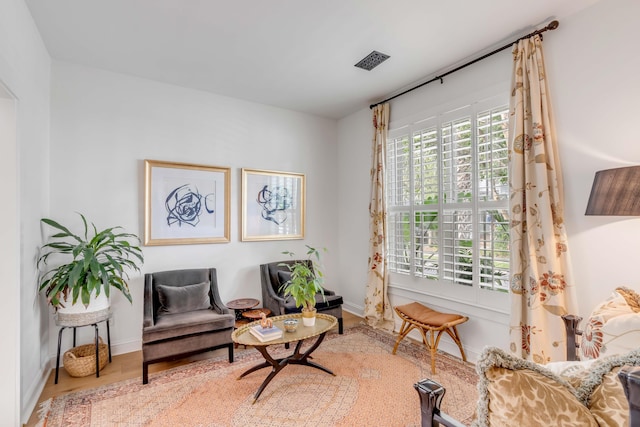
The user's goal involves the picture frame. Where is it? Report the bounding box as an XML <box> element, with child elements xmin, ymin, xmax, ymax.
<box><xmin>144</xmin><ymin>159</ymin><xmax>230</xmax><ymax>245</ymax></box>
<box><xmin>241</xmin><ymin>168</ymin><xmax>305</xmax><ymax>241</ymax></box>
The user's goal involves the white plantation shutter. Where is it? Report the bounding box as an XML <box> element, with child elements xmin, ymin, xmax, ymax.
<box><xmin>387</xmin><ymin>133</ymin><xmax>411</xmax><ymax>273</ymax></box>
<box><xmin>442</xmin><ymin>209</ymin><xmax>473</xmax><ymax>285</ymax></box>
<box><xmin>412</xmin><ymin>125</ymin><xmax>439</xmax><ymax>279</ymax></box>
<box><xmin>476</xmin><ymin>107</ymin><xmax>510</xmax><ymax>291</ymax></box>
<box><xmin>442</xmin><ymin>117</ymin><xmax>472</xmax><ymax>204</ymax></box>
<box><xmin>477</xmin><ymin>108</ymin><xmax>509</xmax><ymax>203</ymax></box>
<box><xmin>386</xmin><ymin>100</ymin><xmax>510</xmax><ymax>295</ymax></box>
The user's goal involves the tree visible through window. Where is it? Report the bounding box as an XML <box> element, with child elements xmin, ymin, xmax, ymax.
<box><xmin>386</xmin><ymin>103</ymin><xmax>510</xmax><ymax>293</ymax></box>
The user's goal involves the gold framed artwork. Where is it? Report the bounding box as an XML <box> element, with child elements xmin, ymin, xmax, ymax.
<box><xmin>144</xmin><ymin>159</ymin><xmax>230</xmax><ymax>245</ymax></box>
<box><xmin>241</xmin><ymin>168</ymin><xmax>305</xmax><ymax>241</ymax></box>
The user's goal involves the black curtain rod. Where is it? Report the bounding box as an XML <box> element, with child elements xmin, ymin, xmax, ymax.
<box><xmin>369</xmin><ymin>20</ymin><xmax>559</xmax><ymax>110</ymax></box>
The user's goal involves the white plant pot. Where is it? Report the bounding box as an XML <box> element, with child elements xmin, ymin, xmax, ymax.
<box><xmin>302</xmin><ymin>316</ymin><xmax>316</xmax><ymax>327</ymax></box>
<box><xmin>302</xmin><ymin>308</ymin><xmax>317</xmax><ymax>327</ymax></box>
<box><xmin>56</xmin><ymin>290</ymin><xmax>110</xmax><ymax>326</ymax></box>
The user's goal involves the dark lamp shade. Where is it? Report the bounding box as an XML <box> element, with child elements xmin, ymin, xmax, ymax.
<box><xmin>585</xmin><ymin>166</ymin><xmax>640</xmax><ymax>215</ymax></box>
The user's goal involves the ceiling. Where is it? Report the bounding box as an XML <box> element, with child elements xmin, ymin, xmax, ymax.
<box><xmin>25</xmin><ymin>0</ymin><xmax>599</xmax><ymax>120</ymax></box>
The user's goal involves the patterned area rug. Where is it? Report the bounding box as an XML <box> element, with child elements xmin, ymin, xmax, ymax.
<box><xmin>39</xmin><ymin>325</ymin><xmax>478</xmax><ymax>426</ymax></box>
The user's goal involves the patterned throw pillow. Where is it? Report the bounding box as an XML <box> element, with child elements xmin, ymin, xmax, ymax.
<box><xmin>616</xmin><ymin>286</ymin><xmax>640</xmax><ymax>313</ymax></box>
<box><xmin>580</xmin><ymin>288</ymin><xmax>640</xmax><ymax>360</ymax></box>
<box><xmin>574</xmin><ymin>349</ymin><xmax>640</xmax><ymax>427</ymax></box>
<box><xmin>473</xmin><ymin>347</ymin><xmax>596</xmax><ymax>427</ymax></box>
<box><xmin>544</xmin><ymin>359</ymin><xmax>598</xmax><ymax>388</ymax></box>
<box><xmin>472</xmin><ymin>347</ymin><xmax>640</xmax><ymax>427</ymax></box>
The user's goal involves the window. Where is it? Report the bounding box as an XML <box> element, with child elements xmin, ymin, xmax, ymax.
<box><xmin>386</xmin><ymin>97</ymin><xmax>510</xmax><ymax>302</ymax></box>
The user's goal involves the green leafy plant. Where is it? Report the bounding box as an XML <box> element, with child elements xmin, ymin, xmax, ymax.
<box><xmin>279</xmin><ymin>245</ymin><xmax>326</xmax><ymax>311</ymax></box>
<box><xmin>37</xmin><ymin>213</ymin><xmax>144</xmax><ymax>308</ymax></box>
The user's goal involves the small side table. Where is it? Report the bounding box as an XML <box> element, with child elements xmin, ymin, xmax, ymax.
<box><xmin>226</xmin><ymin>298</ymin><xmax>260</xmax><ymax>348</ymax></box>
<box><xmin>242</xmin><ymin>308</ymin><xmax>272</xmax><ymax>322</ymax></box>
<box><xmin>54</xmin><ymin>310</ymin><xmax>112</xmax><ymax>384</ymax></box>
<box><xmin>226</xmin><ymin>298</ymin><xmax>260</xmax><ymax>324</ymax></box>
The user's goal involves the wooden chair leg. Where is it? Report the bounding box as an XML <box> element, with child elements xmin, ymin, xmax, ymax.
<box><xmin>142</xmin><ymin>362</ymin><xmax>149</xmax><ymax>385</ymax></box>
<box><xmin>447</xmin><ymin>325</ymin><xmax>467</xmax><ymax>362</ymax></box>
<box><xmin>392</xmin><ymin>320</ymin><xmax>412</xmax><ymax>354</ymax></box>
<box><xmin>429</xmin><ymin>330</ymin><xmax>437</xmax><ymax>374</ymax></box>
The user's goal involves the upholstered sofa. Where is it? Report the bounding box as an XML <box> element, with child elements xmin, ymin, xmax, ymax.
<box><xmin>417</xmin><ymin>286</ymin><xmax>640</xmax><ymax>426</ymax></box>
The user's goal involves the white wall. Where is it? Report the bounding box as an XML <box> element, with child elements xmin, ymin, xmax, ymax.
<box><xmin>0</xmin><ymin>0</ymin><xmax>51</xmax><ymax>424</ymax></box>
<box><xmin>545</xmin><ymin>0</ymin><xmax>640</xmax><ymax>315</ymax></box>
<box><xmin>0</xmin><ymin>81</ymin><xmax>20</xmax><ymax>427</ymax></box>
<box><xmin>49</xmin><ymin>61</ymin><xmax>340</xmax><ymax>357</ymax></box>
<box><xmin>336</xmin><ymin>107</ymin><xmax>372</xmax><ymax>314</ymax></box>
<box><xmin>337</xmin><ymin>0</ymin><xmax>640</xmax><ymax>362</ymax></box>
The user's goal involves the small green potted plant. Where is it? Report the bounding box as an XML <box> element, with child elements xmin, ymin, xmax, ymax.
<box><xmin>37</xmin><ymin>213</ymin><xmax>144</xmax><ymax>320</ymax></box>
<box><xmin>279</xmin><ymin>245</ymin><xmax>326</xmax><ymax>326</ymax></box>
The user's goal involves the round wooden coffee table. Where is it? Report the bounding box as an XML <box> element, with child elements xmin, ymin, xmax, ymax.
<box><xmin>232</xmin><ymin>313</ymin><xmax>337</xmax><ymax>403</ymax></box>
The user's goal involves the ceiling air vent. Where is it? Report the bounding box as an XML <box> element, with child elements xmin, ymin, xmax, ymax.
<box><xmin>354</xmin><ymin>51</ymin><xmax>390</xmax><ymax>71</ymax></box>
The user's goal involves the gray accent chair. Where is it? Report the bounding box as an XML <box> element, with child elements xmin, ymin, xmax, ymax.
<box><xmin>260</xmin><ymin>260</ymin><xmax>344</xmax><ymax>334</ymax></box>
<box><xmin>142</xmin><ymin>268</ymin><xmax>234</xmax><ymax>384</ymax></box>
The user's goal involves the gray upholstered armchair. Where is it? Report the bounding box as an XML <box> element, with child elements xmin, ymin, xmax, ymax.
<box><xmin>142</xmin><ymin>268</ymin><xmax>234</xmax><ymax>384</ymax></box>
<box><xmin>260</xmin><ymin>260</ymin><xmax>344</xmax><ymax>334</ymax></box>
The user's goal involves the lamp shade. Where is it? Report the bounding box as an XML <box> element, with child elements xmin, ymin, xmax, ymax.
<box><xmin>585</xmin><ymin>166</ymin><xmax>640</xmax><ymax>215</ymax></box>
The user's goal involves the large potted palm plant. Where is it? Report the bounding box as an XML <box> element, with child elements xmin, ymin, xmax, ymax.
<box><xmin>38</xmin><ymin>213</ymin><xmax>144</xmax><ymax>321</ymax></box>
<box><xmin>279</xmin><ymin>245</ymin><xmax>326</xmax><ymax>326</ymax></box>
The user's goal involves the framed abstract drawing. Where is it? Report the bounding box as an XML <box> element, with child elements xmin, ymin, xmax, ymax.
<box><xmin>144</xmin><ymin>159</ymin><xmax>230</xmax><ymax>245</ymax></box>
<box><xmin>241</xmin><ymin>168</ymin><xmax>305</xmax><ymax>241</ymax></box>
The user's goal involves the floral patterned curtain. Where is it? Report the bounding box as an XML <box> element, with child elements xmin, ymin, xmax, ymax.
<box><xmin>364</xmin><ymin>103</ymin><xmax>394</xmax><ymax>331</ymax></box>
<box><xmin>508</xmin><ymin>35</ymin><xmax>577</xmax><ymax>363</ymax></box>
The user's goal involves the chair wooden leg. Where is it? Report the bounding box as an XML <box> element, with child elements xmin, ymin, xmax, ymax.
<box><xmin>448</xmin><ymin>325</ymin><xmax>467</xmax><ymax>362</ymax></box>
<box><xmin>418</xmin><ymin>328</ymin><xmax>429</xmax><ymax>349</ymax></box>
<box><xmin>392</xmin><ymin>320</ymin><xmax>412</xmax><ymax>354</ymax></box>
<box><xmin>142</xmin><ymin>362</ymin><xmax>149</xmax><ymax>385</ymax></box>
<box><xmin>429</xmin><ymin>330</ymin><xmax>437</xmax><ymax>375</ymax></box>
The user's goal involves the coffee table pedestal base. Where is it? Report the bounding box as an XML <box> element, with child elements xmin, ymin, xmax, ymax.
<box><xmin>237</xmin><ymin>331</ymin><xmax>334</xmax><ymax>403</ymax></box>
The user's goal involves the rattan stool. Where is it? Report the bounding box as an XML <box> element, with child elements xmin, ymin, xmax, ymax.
<box><xmin>392</xmin><ymin>302</ymin><xmax>468</xmax><ymax>374</ymax></box>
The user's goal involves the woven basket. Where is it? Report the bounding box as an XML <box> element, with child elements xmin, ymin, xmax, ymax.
<box><xmin>63</xmin><ymin>337</ymin><xmax>108</xmax><ymax>377</ymax></box>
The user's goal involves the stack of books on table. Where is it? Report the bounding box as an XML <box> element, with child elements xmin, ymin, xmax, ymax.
<box><xmin>249</xmin><ymin>325</ymin><xmax>283</xmax><ymax>342</ymax></box>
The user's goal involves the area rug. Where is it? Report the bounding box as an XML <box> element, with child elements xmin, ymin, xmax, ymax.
<box><xmin>38</xmin><ymin>325</ymin><xmax>478</xmax><ymax>426</ymax></box>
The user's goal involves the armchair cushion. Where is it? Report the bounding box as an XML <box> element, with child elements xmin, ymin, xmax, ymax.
<box><xmin>143</xmin><ymin>309</ymin><xmax>234</xmax><ymax>343</ymax></box>
<box><xmin>281</xmin><ymin>293</ymin><xmax>344</xmax><ymax>313</ymax></box>
<box><xmin>156</xmin><ymin>281</ymin><xmax>211</xmax><ymax>315</ymax></box>
<box><xmin>260</xmin><ymin>260</ymin><xmax>344</xmax><ymax>334</ymax></box>
<box><xmin>275</xmin><ymin>269</ymin><xmax>343</xmax><ymax>312</ymax></box>
<box><xmin>473</xmin><ymin>347</ymin><xmax>640</xmax><ymax>427</ymax></box>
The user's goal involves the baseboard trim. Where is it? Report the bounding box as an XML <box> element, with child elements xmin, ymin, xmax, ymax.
<box><xmin>21</xmin><ymin>363</ymin><xmax>49</xmax><ymax>425</ymax></box>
